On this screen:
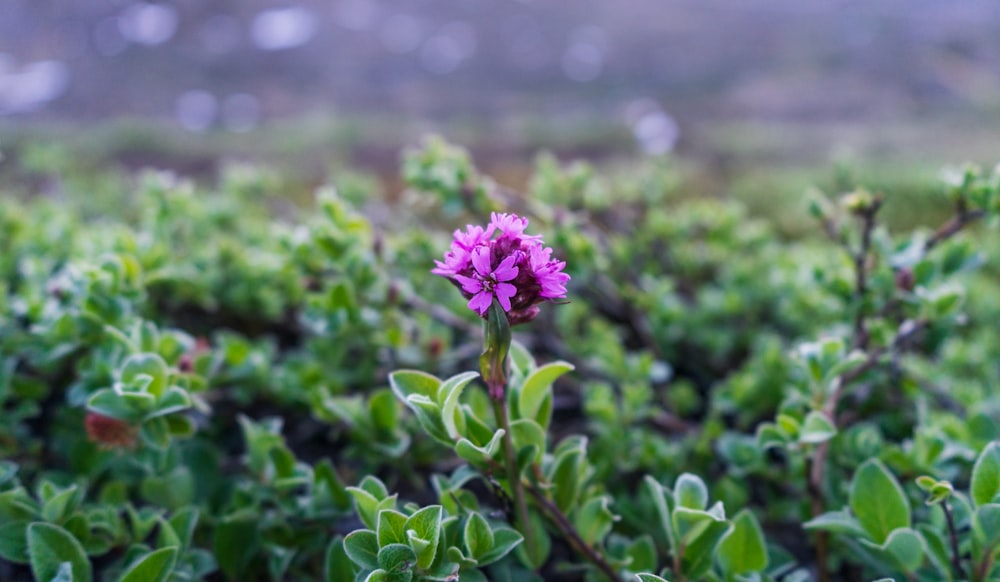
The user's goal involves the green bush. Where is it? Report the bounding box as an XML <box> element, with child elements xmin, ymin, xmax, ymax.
<box><xmin>1</xmin><ymin>137</ymin><xmax>999</xmax><ymax>581</ymax></box>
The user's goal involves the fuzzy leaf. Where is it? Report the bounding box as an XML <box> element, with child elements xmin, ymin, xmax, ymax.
<box><xmin>674</xmin><ymin>473</ymin><xmax>708</xmax><ymax>511</ymax></box>
<box><xmin>799</xmin><ymin>411</ymin><xmax>837</xmax><ymax>444</ymax></box>
<box><xmin>28</xmin><ymin>523</ymin><xmax>92</xmax><ymax>582</ymax></box>
<box><xmin>849</xmin><ymin>459</ymin><xmax>910</xmax><ymax>544</ymax></box>
<box><xmin>463</xmin><ymin>512</ymin><xmax>493</xmax><ymax>560</ymax></box>
<box><xmin>343</xmin><ymin>530</ymin><xmax>379</xmax><ymax>570</ymax></box>
<box><xmin>404</xmin><ymin>505</ymin><xmax>442</xmax><ymax>569</ymax></box>
<box><xmin>716</xmin><ymin>509</ymin><xmax>768</xmax><ymax>575</ymax></box>
<box><xmin>517</xmin><ymin>362</ymin><xmax>572</xmax><ymax>428</ymax></box>
<box><xmin>438</xmin><ymin>372</ymin><xmax>479</xmax><ymax>440</ymax></box>
<box><xmin>118</xmin><ymin>546</ymin><xmax>178</xmax><ymax>582</ymax></box>
<box><xmin>972</xmin><ymin>442</ymin><xmax>1000</xmax><ymax>507</ymax></box>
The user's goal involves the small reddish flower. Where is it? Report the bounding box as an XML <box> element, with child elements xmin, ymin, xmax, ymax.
<box><xmin>434</xmin><ymin>212</ymin><xmax>569</xmax><ymax>323</ymax></box>
<box><xmin>85</xmin><ymin>412</ymin><xmax>137</xmax><ymax>449</ymax></box>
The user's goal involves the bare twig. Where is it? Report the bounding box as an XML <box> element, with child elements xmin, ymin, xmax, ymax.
<box><xmin>925</xmin><ymin>199</ymin><xmax>986</xmax><ymax>251</ymax></box>
<box><xmin>942</xmin><ymin>501</ymin><xmax>967</xmax><ymax>580</ymax></box>
<box><xmin>851</xmin><ymin>199</ymin><xmax>882</xmax><ymax>350</ymax></box>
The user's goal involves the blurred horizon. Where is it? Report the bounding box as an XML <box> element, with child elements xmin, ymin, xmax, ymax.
<box><xmin>4</xmin><ymin>1</ymin><xmax>1000</xmax><ymax>123</ymax></box>
<box><xmin>2</xmin><ymin>0</ymin><xmax>999</xmax><ymax>191</ymax></box>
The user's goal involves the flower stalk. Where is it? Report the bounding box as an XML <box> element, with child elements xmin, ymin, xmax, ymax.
<box><xmin>480</xmin><ymin>300</ymin><xmax>538</xmax><ymax>564</ymax></box>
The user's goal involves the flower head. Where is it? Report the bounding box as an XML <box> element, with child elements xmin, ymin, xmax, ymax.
<box><xmin>434</xmin><ymin>213</ymin><xmax>569</xmax><ymax>322</ymax></box>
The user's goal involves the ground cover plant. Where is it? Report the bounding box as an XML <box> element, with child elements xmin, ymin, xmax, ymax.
<box><xmin>1</xmin><ymin>137</ymin><xmax>1000</xmax><ymax>581</ymax></box>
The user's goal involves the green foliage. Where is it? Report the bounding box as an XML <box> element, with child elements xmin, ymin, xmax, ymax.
<box><xmin>2</xmin><ymin>138</ymin><xmax>999</xmax><ymax>581</ymax></box>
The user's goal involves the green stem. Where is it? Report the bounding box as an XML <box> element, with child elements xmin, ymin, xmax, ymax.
<box><xmin>492</xmin><ymin>396</ymin><xmax>537</xmax><ymax>565</ymax></box>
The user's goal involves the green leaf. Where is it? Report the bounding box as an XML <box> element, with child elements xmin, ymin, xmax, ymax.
<box><xmin>476</xmin><ymin>527</ymin><xmax>522</xmax><ymax>566</ymax></box>
<box><xmin>917</xmin><ymin>523</ymin><xmax>954</xmax><ymax>581</ymax></box>
<box><xmin>139</xmin><ymin>467</ymin><xmax>194</xmax><ymax>509</ymax></box>
<box><xmin>404</xmin><ymin>395</ymin><xmax>451</xmax><ymax>444</ymax></box>
<box><xmin>549</xmin><ymin>441</ymin><xmax>586</xmax><ymax>513</ymax></box>
<box><xmin>507</xmin><ymin>340</ymin><xmax>535</xmax><ymax>381</ymax></box>
<box><xmin>343</xmin><ymin>530</ymin><xmax>379</xmax><ymax>570</ymax></box>
<box><xmin>369</xmin><ymin>389</ymin><xmax>400</xmax><ymax>435</ymax></box>
<box><xmin>167</xmin><ymin>507</ymin><xmax>199</xmax><ymax>551</ymax></box>
<box><xmin>121</xmin><ymin>353</ymin><xmax>169</xmax><ymax>397</ymax></box>
<box><xmin>378</xmin><ymin>510</ymin><xmax>409</xmax><ymax>547</ymax></box>
<box><xmin>439</xmin><ymin>372</ymin><xmax>479</xmax><ymax>440</ymax></box>
<box><xmin>140</xmin><ymin>416</ymin><xmax>172</xmax><ymax>449</ymax></box>
<box><xmin>679</xmin><ymin>517</ymin><xmax>730</xmax><ymax>579</ymax></box>
<box><xmin>757</xmin><ymin>423</ymin><xmax>789</xmax><ymax>450</ymax></box>
<box><xmin>455</xmin><ymin>430</ymin><xmax>505</xmax><ymax>466</ymax></box>
<box><xmin>463</xmin><ymin>512</ymin><xmax>493</xmax><ymax>560</ymax></box>
<box><xmin>517</xmin><ymin>362</ymin><xmax>573</xmax><ymax>428</ymax></box>
<box><xmin>155</xmin><ymin>517</ymin><xmax>180</xmax><ymax>551</ymax></box>
<box><xmin>643</xmin><ymin>476</ymin><xmax>676</xmax><ymax>554</ymax></box>
<box><xmin>803</xmin><ymin>510</ymin><xmax>870</xmax><ymax>539</ymax></box>
<box><xmin>0</xmin><ymin>520</ymin><xmax>30</xmax><ymax>563</ymax></box>
<box><xmin>882</xmin><ymin>528</ymin><xmax>925</xmax><ymax>573</ymax></box>
<box><xmin>377</xmin><ymin>543</ymin><xmax>416</xmax><ymax>572</ymax></box>
<box><xmin>213</xmin><ymin>511</ymin><xmax>259</xmax><ymax>581</ymax></box>
<box><xmin>573</xmin><ymin>496</ymin><xmax>616</xmax><ymax>547</ymax></box>
<box><xmin>509</xmin><ymin>419</ymin><xmax>546</xmax><ymax>464</ymax></box>
<box><xmin>973</xmin><ymin>504</ymin><xmax>1000</xmax><ymax>550</ymax></box>
<box><xmin>389</xmin><ymin>370</ymin><xmax>441</xmax><ymax>403</ymax></box>
<box><xmin>849</xmin><ymin>459</ymin><xmax>910</xmax><ymax>544</ymax></box>
<box><xmin>972</xmin><ymin>441</ymin><xmax>1000</xmax><ymax>507</ymax></box>
<box><xmin>41</xmin><ymin>485</ymin><xmax>80</xmax><ymax>525</ymax></box>
<box><xmin>635</xmin><ymin>575</ymin><xmax>670</xmax><ymax>582</ymax></box>
<box><xmin>86</xmin><ymin>389</ymin><xmax>143</xmax><ymax>422</ymax></box>
<box><xmin>315</xmin><ymin>459</ymin><xmax>353</xmax><ymax>511</ymax></box>
<box><xmin>28</xmin><ymin>523</ymin><xmax>92</xmax><ymax>582</ymax></box>
<box><xmin>347</xmin><ymin>486</ymin><xmax>398</xmax><ymax>531</ymax></box>
<box><xmin>118</xmin><ymin>546</ymin><xmax>178</xmax><ymax>582</ymax></box>
<box><xmin>324</xmin><ymin>536</ymin><xmax>356</xmax><ymax>582</ymax></box>
<box><xmin>716</xmin><ymin>509</ymin><xmax>768</xmax><ymax>575</ymax></box>
<box><xmin>404</xmin><ymin>505</ymin><xmax>442</xmax><ymax>569</ymax></box>
<box><xmin>513</xmin><ymin>512</ymin><xmax>549</xmax><ymax>569</ymax></box>
<box><xmin>144</xmin><ymin>387</ymin><xmax>191</xmax><ymax>420</ymax></box>
<box><xmin>674</xmin><ymin>473</ymin><xmax>708</xmax><ymax>511</ymax></box>
<box><xmin>799</xmin><ymin>411</ymin><xmax>837</xmax><ymax>445</ymax></box>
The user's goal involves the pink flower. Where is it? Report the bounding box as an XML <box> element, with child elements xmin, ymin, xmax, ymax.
<box><xmin>434</xmin><ymin>213</ymin><xmax>569</xmax><ymax>323</ymax></box>
<box><xmin>530</xmin><ymin>244</ymin><xmax>570</xmax><ymax>299</ymax></box>
<box><xmin>431</xmin><ymin>225</ymin><xmax>494</xmax><ymax>277</ymax></box>
<box><xmin>454</xmin><ymin>247</ymin><xmax>519</xmax><ymax>315</ymax></box>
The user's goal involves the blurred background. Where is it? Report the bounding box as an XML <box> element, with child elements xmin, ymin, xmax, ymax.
<box><xmin>2</xmin><ymin>0</ymin><xmax>999</xmax><ymax>206</ymax></box>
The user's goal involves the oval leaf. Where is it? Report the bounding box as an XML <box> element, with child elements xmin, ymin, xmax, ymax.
<box><xmin>28</xmin><ymin>523</ymin><xmax>92</xmax><ymax>582</ymax></box>
<box><xmin>118</xmin><ymin>546</ymin><xmax>178</xmax><ymax>582</ymax></box>
<box><xmin>849</xmin><ymin>459</ymin><xmax>910</xmax><ymax>544</ymax></box>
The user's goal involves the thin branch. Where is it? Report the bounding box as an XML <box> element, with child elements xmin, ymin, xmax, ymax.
<box><xmin>523</xmin><ymin>480</ymin><xmax>623</xmax><ymax>582</ymax></box>
<box><xmin>851</xmin><ymin>199</ymin><xmax>882</xmax><ymax>350</ymax></box>
<box><xmin>925</xmin><ymin>200</ymin><xmax>986</xmax><ymax>251</ymax></box>
<box><xmin>942</xmin><ymin>501</ymin><xmax>967</xmax><ymax>580</ymax></box>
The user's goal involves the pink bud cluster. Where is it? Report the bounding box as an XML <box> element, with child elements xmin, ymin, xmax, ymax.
<box><xmin>433</xmin><ymin>213</ymin><xmax>569</xmax><ymax>324</ymax></box>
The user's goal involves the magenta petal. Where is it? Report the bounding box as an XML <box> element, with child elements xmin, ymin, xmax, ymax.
<box><xmin>453</xmin><ymin>274</ymin><xmax>482</xmax><ymax>294</ymax></box>
<box><xmin>468</xmin><ymin>291</ymin><xmax>493</xmax><ymax>315</ymax></box>
<box><xmin>493</xmin><ymin>255</ymin><xmax>519</xmax><ymax>281</ymax></box>
<box><xmin>470</xmin><ymin>246</ymin><xmax>493</xmax><ymax>276</ymax></box>
<box><xmin>494</xmin><ymin>283</ymin><xmax>516</xmax><ymax>311</ymax></box>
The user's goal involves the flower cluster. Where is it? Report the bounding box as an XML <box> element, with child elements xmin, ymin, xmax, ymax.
<box><xmin>433</xmin><ymin>213</ymin><xmax>569</xmax><ymax>323</ymax></box>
